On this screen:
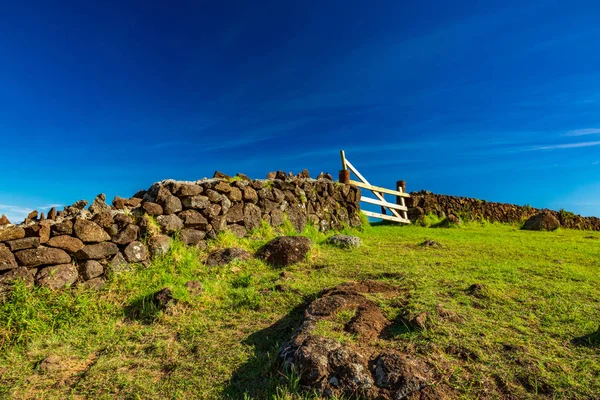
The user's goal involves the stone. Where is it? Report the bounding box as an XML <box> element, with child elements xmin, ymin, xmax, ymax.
<box><xmin>220</xmin><ymin>196</ymin><xmax>232</xmax><ymax>214</ymax></box>
<box><xmin>257</xmin><ymin>236</ymin><xmax>312</xmax><ymax>267</ymax></box>
<box><xmin>113</xmin><ymin>213</ymin><xmax>134</xmax><ymax>228</ymax></box>
<box><xmin>0</xmin><ymin>226</ymin><xmax>25</xmax><ymax>242</ymax></box>
<box><xmin>205</xmin><ymin>189</ymin><xmax>223</xmax><ymax>203</ymax></box>
<box><xmin>112</xmin><ymin>195</ymin><xmax>127</xmax><ymax>209</ymax></box>
<box><xmin>78</xmin><ymin>260</ymin><xmax>104</xmax><ymax>280</ymax></box>
<box><xmin>91</xmin><ymin>211</ymin><xmax>114</xmax><ymax>228</ymax></box>
<box><xmin>6</xmin><ymin>237</ymin><xmax>40</xmax><ymax>251</ymax></box>
<box><xmin>142</xmin><ymin>202</ymin><xmax>163</xmax><ymax>216</ymax></box>
<box><xmin>125</xmin><ymin>197</ymin><xmax>142</xmax><ymax>208</ymax></box>
<box><xmin>14</xmin><ymin>247</ymin><xmax>71</xmax><ymax>267</ymax></box>
<box><xmin>46</xmin><ymin>235</ymin><xmax>85</xmax><ymax>253</ymax></box>
<box><xmin>0</xmin><ymin>214</ymin><xmax>10</xmax><ymax>225</ymax></box>
<box><xmin>297</xmin><ymin>169</ymin><xmax>310</xmax><ymax>179</ymax></box>
<box><xmin>105</xmin><ymin>224</ymin><xmax>119</xmax><ymax>237</ymax></box>
<box><xmin>235</xmin><ymin>173</ymin><xmax>252</xmax><ymax>182</ymax></box>
<box><xmin>178</xmin><ymin>209</ymin><xmax>209</xmax><ymax>229</ymax></box>
<box><xmin>81</xmin><ymin>277</ymin><xmax>106</xmax><ymax>290</ymax></box>
<box><xmin>176</xmin><ymin>183</ymin><xmax>203</xmax><ymax>197</ymax></box>
<box><xmin>123</xmin><ymin>241</ymin><xmax>148</xmax><ymax>263</ymax></box>
<box><xmin>153</xmin><ymin>287</ymin><xmax>175</xmax><ymax>310</ymax></box>
<box><xmin>156</xmin><ymin>214</ymin><xmax>184</xmax><ymax>234</ymax></box>
<box><xmin>89</xmin><ymin>193</ymin><xmax>111</xmax><ymax>214</ymax></box>
<box><xmin>75</xmin><ymin>242</ymin><xmax>119</xmax><ymax>260</ymax></box>
<box><xmin>179</xmin><ymin>229</ymin><xmax>206</xmax><ymax>245</ymax></box>
<box><xmin>326</xmin><ymin>234</ymin><xmax>362</xmax><ymax>249</ymax></box>
<box><xmin>243</xmin><ymin>203</ymin><xmax>262</xmax><ymax>231</ymax></box>
<box><xmin>36</xmin><ymin>264</ymin><xmax>78</xmax><ymax>289</ymax></box>
<box><xmin>225</xmin><ymin>203</ymin><xmax>244</xmax><ymax>223</ymax></box>
<box><xmin>270</xmin><ymin>209</ymin><xmax>284</xmax><ymax>226</ymax></box>
<box><xmin>275</xmin><ymin>171</ymin><xmax>287</xmax><ymax>180</ymax></box>
<box><xmin>48</xmin><ymin>207</ymin><xmax>57</xmax><ymax>221</ymax></box>
<box><xmin>112</xmin><ymin>224</ymin><xmax>139</xmax><ymax>245</ymax></box>
<box><xmin>72</xmin><ymin>199</ymin><xmax>88</xmax><ymax>210</ymax></box>
<box><xmin>161</xmin><ymin>195</ymin><xmax>183</xmax><ymax>215</ymax></box>
<box><xmin>24</xmin><ymin>221</ymin><xmax>51</xmax><ymax>244</ymax></box>
<box><xmin>286</xmin><ymin>205</ymin><xmax>307</xmax><ymax>232</ymax></box>
<box><xmin>181</xmin><ymin>195</ymin><xmax>211</xmax><ymax>210</ymax></box>
<box><xmin>108</xmin><ymin>252</ymin><xmax>131</xmax><ymax>273</ymax></box>
<box><xmin>74</xmin><ymin>218</ymin><xmax>110</xmax><ymax>243</ymax></box>
<box><xmin>243</xmin><ymin>187</ymin><xmax>258</xmax><ymax>204</ymax></box>
<box><xmin>148</xmin><ymin>234</ymin><xmax>171</xmax><ymax>258</ymax></box>
<box><xmin>209</xmin><ymin>216</ymin><xmax>226</xmax><ymax>233</ymax></box>
<box><xmin>228</xmin><ymin>187</ymin><xmax>243</xmax><ymax>202</ymax></box>
<box><xmin>410</xmin><ymin>312</ymin><xmax>429</xmax><ymax>330</ymax></box>
<box><xmin>205</xmin><ymin>248</ymin><xmax>252</xmax><ymax>267</ymax></box>
<box><xmin>0</xmin><ymin>246</ymin><xmax>18</xmax><ymax>271</ymax></box>
<box><xmin>226</xmin><ymin>224</ymin><xmax>247</xmax><ymax>238</ymax></box>
<box><xmin>522</xmin><ymin>211</ymin><xmax>560</xmax><ymax>231</ymax></box>
<box><xmin>52</xmin><ymin>219</ymin><xmax>73</xmax><ymax>235</ymax></box>
<box><xmin>266</xmin><ymin>171</ymin><xmax>277</xmax><ymax>180</ymax></box>
<box><xmin>185</xmin><ymin>280</ymin><xmax>203</xmax><ymax>297</ymax></box>
<box><xmin>214</xmin><ymin>181</ymin><xmax>232</xmax><ymax>193</ymax></box>
<box><xmin>0</xmin><ymin>267</ymin><xmax>35</xmax><ymax>300</ymax></box>
<box><xmin>213</xmin><ymin>170</ymin><xmax>231</xmax><ymax>179</ymax></box>
<box><xmin>25</xmin><ymin>210</ymin><xmax>38</xmax><ymax>223</ymax></box>
<box><xmin>203</xmin><ymin>203</ymin><xmax>221</xmax><ymax>218</ymax></box>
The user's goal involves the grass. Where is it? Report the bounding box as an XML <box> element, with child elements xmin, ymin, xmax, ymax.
<box><xmin>0</xmin><ymin>220</ymin><xmax>599</xmax><ymax>399</ymax></box>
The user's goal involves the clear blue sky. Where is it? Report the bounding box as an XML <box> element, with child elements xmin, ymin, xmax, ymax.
<box><xmin>1</xmin><ymin>1</ymin><xmax>600</xmax><ymax>222</ymax></box>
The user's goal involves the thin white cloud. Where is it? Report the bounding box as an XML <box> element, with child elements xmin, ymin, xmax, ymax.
<box><xmin>528</xmin><ymin>141</ymin><xmax>600</xmax><ymax>151</ymax></box>
<box><xmin>565</xmin><ymin>128</ymin><xmax>600</xmax><ymax>136</ymax></box>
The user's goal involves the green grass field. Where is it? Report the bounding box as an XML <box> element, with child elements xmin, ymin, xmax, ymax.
<box><xmin>1</xmin><ymin>220</ymin><xmax>599</xmax><ymax>399</ymax></box>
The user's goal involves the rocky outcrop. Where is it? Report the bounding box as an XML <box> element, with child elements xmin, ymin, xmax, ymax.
<box><xmin>279</xmin><ymin>281</ymin><xmax>453</xmax><ymax>399</ymax></box>
<box><xmin>408</xmin><ymin>190</ymin><xmax>600</xmax><ymax>230</ymax></box>
<box><xmin>0</xmin><ymin>172</ymin><xmax>361</xmax><ymax>295</ymax></box>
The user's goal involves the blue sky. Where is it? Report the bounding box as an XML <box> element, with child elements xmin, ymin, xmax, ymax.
<box><xmin>1</xmin><ymin>1</ymin><xmax>600</xmax><ymax>222</ymax></box>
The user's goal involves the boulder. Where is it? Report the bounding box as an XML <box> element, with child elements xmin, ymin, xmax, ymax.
<box><xmin>205</xmin><ymin>248</ymin><xmax>252</xmax><ymax>267</ymax></box>
<box><xmin>226</xmin><ymin>224</ymin><xmax>247</xmax><ymax>238</ymax></box>
<box><xmin>74</xmin><ymin>218</ymin><xmax>111</xmax><ymax>243</ymax></box>
<box><xmin>142</xmin><ymin>202</ymin><xmax>163</xmax><ymax>216</ymax></box>
<box><xmin>227</xmin><ymin>187</ymin><xmax>243</xmax><ymax>202</ymax></box>
<box><xmin>75</xmin><ymin>242</ymin><xmax>119</xmax><ymax>260</ymax></box>
<box><xmin>0</xmin><ymin>214</ymin><xmax>10</xmax><ymax>225</ymax></box>
<box><xmin>214</xmin><ymin>181</ymin><xmax>232</xmax><ymax>193</ymax></box>
<box><xmin>225</xmin><ymin>203</ymin><xmax>244</xmax><ymax>223</ymax></box>
<box><xmin>14</xmin><ymin>247</ymin><xmax>71</xmax><ymax>267</ymax></box>
<box><xmin>181</xmin><ymin>195</ymin><xmax>211</xmax><ymax>210</ymax></box>
<box><xmin>176</xmin><ymin>183</ymin><xmax>203</xmax><ymax>197</ymax></box>
<box><xmin>89</xmin><ymin>193</ymin><xmax>111</xmax><ymax>215</ymax></box>
<box><xmin>81</xmin><ymin>277</ymin><xmax>106</xmax><ymax>290</ymax></box>
<box><xmin>148</xmin><ymin>234</ymin><xmax>171</xmax><ymax>258</ymax></box>
<box><xmin>257</xmin><ymin>236</ymin><xmax>312</xmax><ymax>267</ymax></box>
<box><xmin>107</xmin><ymin>252</ymin><xmax>131</xmax><ymax>273</ymax></box>
<box><xmin>51</xmin><ymin>219</ymin><xmax>73</xmax><ymax>235</ymax></box>
<box><xmin>156</xmin><ymin>214</ymin><xmax>184</xmax><ymax>234</ymax></box>
<box><xmin>0</xmin><ymin>267</ymin><xmax>35</xmax><ymax>300</ymax></box>
<box><xmin>161</xmin><ymin>195</ymin><xmax>183</xmax><ymax>215</ymax></box>
<box><xmin>36</xmin><ymin>264</ymin><xmax>78</xmax><ymax>289</ymax></box>
<box><xmin>112</xmin><ymin>224</ymin><xmax>140</xmax><ymax>245</ymax></box>
<box><xmin>243</xmin><ymin>203</ymin><xmax>262</xmax><ymax>231</ymax></box>
<box><xmin>0</xmin><ymin>226</ymin><xmax>26</xmax><ymax>242</ymax></box>
<box><xmin>46</xmin><ymin>235</ymin><xmax>85</xmax><ymax>253</ymax></box>
<box><xmin>123</xmin><ymin>241</ymin><xmax>148</xmax><ymax>263</ymax></box>
<box><xmin>24</xmin><ymin>222</ymin><xmax>51</xmax><ymax>244</ymax></box>
<box><xmin>78</xmin><ymin>260</ymin><xmax>104</xmax><ymax>280</ymax></box>
<box><xmin>522</xmin><ymin>212</ymin><xmax>560</xmax><ymax>231</ymax></box>
<box><xmin>213</xmin><ymin>171</ymin><xmax>231</xmax><ymax>180</ymax></box>
<box><xmin>243</xmin><ymin>187</ymin><xmax>258</xmax><ymax>204</ymax></box>
<box><xmin>179</xmin><ymin>229</ymin><xmax>205</xmax><ymax>245</ymax></box>
<box><xmin>0</xmin><ymin>246</ymin><xmax>18</xmax><ymax>271</ymax></box>
<box><xmin>178</xmin><ymin>209</ymin><xmax>209</xmax><ymax>229</ymax></box>
<box><xmin>326</xmin><ymin>234</ymin><xmax>362</xmax><ymax>249</ymax></box>
<box><xmin>5</xmin><ymin>237</ymin><xmax>40</xmax><ymax>252</ymax></box>
<box><xmin>91</xmin><ymin>210</ymin><xmax>114</xmax><ymax>228</ymax></box>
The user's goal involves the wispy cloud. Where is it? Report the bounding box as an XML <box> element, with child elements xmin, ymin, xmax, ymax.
<box><xmin>565</xmin><ymin>128</ymin><xmax>600</xmax><ymax>136</ymax></box>
<box><xmin>528</xmin><ymin>141</ymin><xmax>600</xmax><ymax>151</ymax></box>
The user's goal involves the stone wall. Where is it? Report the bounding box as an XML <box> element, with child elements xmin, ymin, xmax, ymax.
<box><xmin>0</xmin><ymin>171</ymin><xmax>361</xmax><ymax>294</ymax></box>
<box><xmin>407</xmin><ymin>190</ymin><xmax>600</xmax><ymax>230</ymax></box>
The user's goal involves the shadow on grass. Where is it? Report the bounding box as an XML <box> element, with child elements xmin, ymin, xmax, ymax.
<box><xmin>124</xmin><ymin>293</ymin><xmax>166</xmax><ymax>324</ymax></box>
<box><xmin>222</xmin><ymin>300</ymin><xmax>310</xmax><ymax>399</ymax></box>
<box><xmin>572</xmin><ymin>329</ymin><xmax>600</xmax><ymax>348</ymax></box>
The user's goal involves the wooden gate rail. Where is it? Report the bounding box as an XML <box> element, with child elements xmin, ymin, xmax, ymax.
<box><xmin>340</xmin><ymin>150</ymin><xmax>411</xmax><ymax>224</ymax></box>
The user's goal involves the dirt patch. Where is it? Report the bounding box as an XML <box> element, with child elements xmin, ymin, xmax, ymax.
<box><xmin>279</xmin><ymin>281</ymin><xmax>454</xmax><ymax>399</ymax></box>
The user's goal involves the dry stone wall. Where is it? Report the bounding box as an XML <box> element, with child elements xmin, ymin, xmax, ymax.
<box><xmin>0</xmin><ymin>172</ymin><xmax>361</xmax><ymax>293</ymax></box>
<box><xmin>407</xmin><ymin>190</ymin><xmax>600</xmax><ymax>230</ymax></box>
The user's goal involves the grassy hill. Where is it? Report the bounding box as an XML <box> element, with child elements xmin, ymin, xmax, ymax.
<box><xmin>1</xmin><ymin>220</ymin><xmax>599</xmax><ymax>399</ymax></box>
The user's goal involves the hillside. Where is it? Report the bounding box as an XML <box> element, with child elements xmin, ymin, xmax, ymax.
<box><xmin>1</xmin><ymin>220</ymin><xmax>599</xmax><ymax>399</ymax></box>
